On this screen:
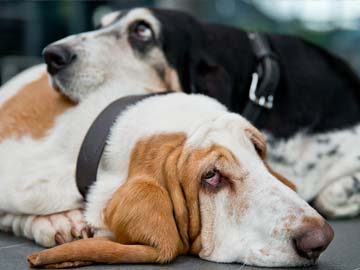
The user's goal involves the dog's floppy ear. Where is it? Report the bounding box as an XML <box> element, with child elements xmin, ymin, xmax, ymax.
<box><xmin>189</xmin><ymin>51</ymin><xmax>233</xmax><ymax>108</ymax></box>
<box><xmin>27</xmin><ymin>178</ymin><xmax>187</xmax><ymax>268</ymax></box>
<box><xmin>244</xmin><ymin>124</ymin><xmax>267</xmax><ymax>160</ymax></box>
<box><xmin>244</xmin><ymin>121</ymin><xmax>296</xmax><ymax>191</ymax></box>
<box><xmin>104</xmin><ymin>178</ymin><xmax>186</xmax><ymax>262</ymax></box>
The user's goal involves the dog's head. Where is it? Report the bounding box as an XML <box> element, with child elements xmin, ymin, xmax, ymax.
<box><xmin>104</xmin><ymin>112</ymin><xmax>333</xmax><ymax>267</ymax></box>
<box><xmin>28</xmin><ymin>105</ymin><xmax>333</xmax><ymax>268</ymax></box>
<box><xmin>43</xmin><ymin>8</ymin><xmax>184</xmax><ymax>101</ymax></box>
<box><xmin>43</xmin><ymin>8</ymin><xmax>251</xmax><ymax>105</ymax></box>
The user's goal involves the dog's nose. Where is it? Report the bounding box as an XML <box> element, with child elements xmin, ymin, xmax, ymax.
<box><xmin>294</xmin><ymin>221</ymin><xmax>334</xmax><ymax>261</ymax></box>
<box><xmin>42</xmin><ymin>45</ymin><xmax>76</xmax><ymax>75</ymax></box>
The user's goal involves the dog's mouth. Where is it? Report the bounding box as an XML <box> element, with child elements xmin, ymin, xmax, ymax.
<box><xmin>49</xmin><ymin>75</ymin><xmax>66</xmax><ymax>94</ymax></box>
<box><xmin>48</xmin><ymin>75</ymin><xmax>80</xmax><ymax>103</ymax></box>
<box><xmin>50</xmin><ymin>77</ymin><xmax>62</xmax><ymax>93</ymax></box>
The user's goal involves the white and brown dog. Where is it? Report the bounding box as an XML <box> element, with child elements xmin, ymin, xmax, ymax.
<box><xmin>0</xmin><ymin>65</ymin><xmax>333</xmax><ymax>267</ymax></box>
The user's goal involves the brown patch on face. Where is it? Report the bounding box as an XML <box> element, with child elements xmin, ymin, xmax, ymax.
<box><xmin>104</xmin><ymin>133</ymin><xmax>243</xmax><ymax>263</ymax></box>
<box><xmin>0</xmin><ymin>73</ymin><xmax>74</xmax><ymax>142</ymax></box>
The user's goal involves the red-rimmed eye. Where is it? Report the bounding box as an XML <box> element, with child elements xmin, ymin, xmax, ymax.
<box><xmin>202</xmin><ymin>170</ymin><xmax>221</xmax><ymax>188</ymax></box>
<box><xmin>131</xmin><ymin>21</ymin><xmax>153</xmax><ymax>41</ymax></box>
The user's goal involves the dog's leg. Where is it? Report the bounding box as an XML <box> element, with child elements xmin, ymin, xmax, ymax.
<box><xmin>0</xmin><ymin>138</ymin><xmax>91</xmax><ymax>246</ymax></box>
<box><xmin>0</xmin><ymin>139</ymin><xmax>83</xmax><ymax>215</ymax></box>
<box><xmin>0</xmin><ymin>209</ymin><xmax>92</xmax><ymax>247</ymax></box>
<box><xmin>314</xmin><ymin>172</ymin><xmax>360</xmax><ymax>218</ymax></box>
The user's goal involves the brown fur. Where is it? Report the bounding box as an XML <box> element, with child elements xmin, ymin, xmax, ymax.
<box><xmin>0</xmin><ymin>73</ymin><xmax>74</xmax><ymax>142</ymax></box>
<box><xmin>105</xmin><ymin>133</ymin><xmax>190</xmax><ymax>263</ymax></box>
<box><xmin>28</xmin><ymin>131</ymin><xmax>297</xmax><ymax>268</ymax></box>
<box><xmin>27</xmin><ymin>237</ymin><xmax>160</xmax><ymax>268</ymax></box>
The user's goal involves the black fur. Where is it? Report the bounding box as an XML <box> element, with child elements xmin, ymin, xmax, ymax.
<box><xmin>151</xmin><ymin>9</ymin><xmax>360</xmax><ymax>139</ymax></box>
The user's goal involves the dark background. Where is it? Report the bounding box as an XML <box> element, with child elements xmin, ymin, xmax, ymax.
<box><xmin>1</xmin><ymin>0</ymin><xmax>360</xmax><ymax>85</ymax></box>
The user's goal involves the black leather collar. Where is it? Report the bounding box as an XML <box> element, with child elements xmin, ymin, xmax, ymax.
<box><xmin>76</xmin><ymin>92</ymin><xmax>170</xmax><ymax>200</ymax></box>
<box><xmin>242</xmin><ymin>32</ymin><xmax>281</xmax><ymax>126</ymax></box>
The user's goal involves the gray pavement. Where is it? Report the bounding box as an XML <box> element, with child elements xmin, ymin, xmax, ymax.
<box><xmin>0</xmin><ymin>218</ymin><xmax>359</xmax><ymax>270</ymax></box>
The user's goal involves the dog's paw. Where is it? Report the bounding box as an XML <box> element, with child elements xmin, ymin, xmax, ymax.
<box><xmin>31</xmin><ymin>209</ymin><xmax>93</xmax><ymax>247</ymax></box>
<box><xmin>314</xmin><ymin>175</ymin><xmax>360</xmax><ymax>218</ymax></box>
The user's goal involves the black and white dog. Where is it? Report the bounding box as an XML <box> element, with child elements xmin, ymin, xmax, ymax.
<box><xmin>42</xmin><ymin>7</ymin><xmax>360</xmax><ymax>218</ymax></box>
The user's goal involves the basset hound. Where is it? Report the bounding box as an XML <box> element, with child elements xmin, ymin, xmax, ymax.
<box><xmin>39</xmin><ymin>7</ymin><xmax>360</xmax><ymax>218</ymax></box>
<box><xmin>0</xmin><ymin>68</ymin><xmax>333</xmax><ymax>267</ymax></box>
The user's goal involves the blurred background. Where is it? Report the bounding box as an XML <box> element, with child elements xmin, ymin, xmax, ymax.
<box><xmin>1</xmin><ymin>0</ymin><xmax>360</xmax><ymax>86</ymax></box>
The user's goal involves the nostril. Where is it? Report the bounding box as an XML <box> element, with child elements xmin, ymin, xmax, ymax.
<box><xmin>42</xmin><ymin>45</ymin><xmax>76</xmax><ymax>75</ymax></box>
<box><xmin>294</xmin><ymin>240</ymin><xmax>323</xmax><ymax>260</ymax></box>
<box><xmin>294</xmin><ymin>222</ymin><xmax>334</xmax><ymax>261</ymax></box>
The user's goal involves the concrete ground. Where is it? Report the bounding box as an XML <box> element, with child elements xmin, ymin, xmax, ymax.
<box><xmin>1</xmin><ymin>218</ymin><xmax>359</xmax><ymax>270</ymax></box>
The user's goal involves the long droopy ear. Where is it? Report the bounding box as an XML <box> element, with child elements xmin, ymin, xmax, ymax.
<box><xmin>104</xmin><ymin>178</ymin><xmax>186</xmax><ymax>261</ymax></box>
<box><xmin>244</xmin><ymin>122</ymin><xmax>296</xmax><ymax>191</ymax></box>
<box><xmin>28</xmin><ymin>178</ymin><xmax>185</xmax><ymax>268</ymax></box>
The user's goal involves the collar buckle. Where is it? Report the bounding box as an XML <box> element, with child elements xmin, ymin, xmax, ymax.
<box><xmin>249</xmin><ymin>73</ymin><xmax>274</xmax><ymax>109</ymax></box>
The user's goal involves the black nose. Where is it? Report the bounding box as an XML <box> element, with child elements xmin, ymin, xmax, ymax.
<box><xmin>294</xmin><ymin>221</ymin><xmax>334</xmax><ymax>261</ymax></box>
<box><xmin>42</xmin><ymin>45</ymin><xmax>76</xmax><ymax>75</ymax></box>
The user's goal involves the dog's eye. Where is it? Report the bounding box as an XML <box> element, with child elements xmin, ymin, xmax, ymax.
<box><xmin>131</xmin><ymin>21</ymin><xmax>153</xmax><ymax>41</ymax></box>
<box><xmin>202</xmin><ymin>169</ymin><xmax>221</xmax><ymax>188</ymax></box>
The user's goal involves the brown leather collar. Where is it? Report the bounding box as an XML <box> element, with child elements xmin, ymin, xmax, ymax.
<box><xmin>76</xmin><ymin>92</ymin><xmax>172</xmax><ymax>200</ymax></box>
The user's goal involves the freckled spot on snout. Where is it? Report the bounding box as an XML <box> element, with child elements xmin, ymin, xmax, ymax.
<box><xmin>283</xmin><ymin>214</ymin><xmax>297</xmax><ymax>232</ymax></box>
<box><xmin>272</xmin><ymin>228</ymin><xmax>280</xmax><ymax>237</ymax></box>
<box><xmin>226</xmin><ymin>181</ymin><xmax>249</xmax><ymax>221</ymax></box>
<box><xmin>260</xmin><ymin>247</ymin><xmax>270</xmax><ymax>256</ymax></box>
<box><xmin>301</xmin><ymin>215</ymin><xmax>325</xmax><ymax>228</ymax></box>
